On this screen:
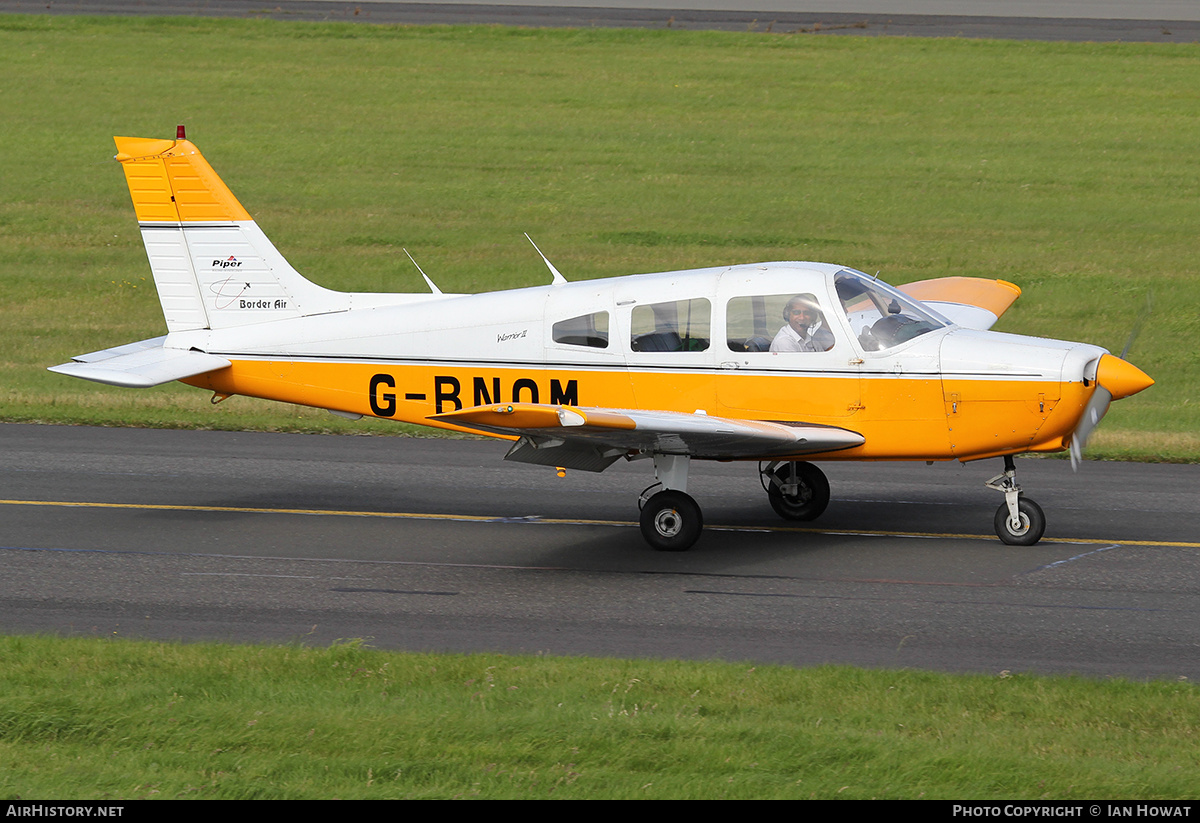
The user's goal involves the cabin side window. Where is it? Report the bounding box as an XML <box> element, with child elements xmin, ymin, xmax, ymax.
<box><xmin>726</xmin><ymin>293</ymin><xmax>836</xmax><ymax>353</ymax></box>
<box><xmin>552</xmin><ymin>311</ymin><xmax>609</xmax><ymax>349</ymax></box>
<box><xmin>630</xmin><ymin>298</ymin><xmax>711</xmax><ymax>352</ymax></box>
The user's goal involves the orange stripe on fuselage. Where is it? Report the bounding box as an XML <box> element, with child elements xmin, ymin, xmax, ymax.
<box><xmin>182</xmin><ymin>359</ymin><xmax>1086</xmax><ymax>462</ymax></box>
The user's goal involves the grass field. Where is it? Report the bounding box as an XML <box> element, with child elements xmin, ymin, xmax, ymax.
<box><xmin>0</xmin><ymin>635</ymin><xmax>1197</xmax><ymax>800</ymax></box>
<box><xmin>1</xmin><ymin>14</ymin><xmax>1196</xmax><ymax>457</ymax></box>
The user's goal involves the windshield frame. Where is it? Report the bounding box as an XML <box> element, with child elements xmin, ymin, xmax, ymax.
<box><xmin>833</xmin><ymin>268</ymin><xmax>950</xmax><ymax>352</ymax></box>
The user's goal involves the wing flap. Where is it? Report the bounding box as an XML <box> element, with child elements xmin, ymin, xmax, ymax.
<box><xmin>899</xmin><ymin>277</ymin><xmax>1021</xmax><ymax>330</ymax></box>
<box><xmin>49</xmin><ymin>336</ymin><xmax>231</xmax><ymax>388</ymax></box>
<box><xmin>431</xmin><ymin>403</ymin><xmax>864</xmax><ymax>470</ymax></box>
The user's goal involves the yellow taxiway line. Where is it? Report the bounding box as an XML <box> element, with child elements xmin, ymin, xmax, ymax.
<box><xmin>3</xmin><ymin>498</ymin><xmax>1198</xmax><ymax>549</ymax></box>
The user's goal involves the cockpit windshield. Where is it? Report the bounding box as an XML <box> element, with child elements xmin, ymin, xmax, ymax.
<box><xmin>834</xmin><ymin>269</ymin><xmax>948</xmax><ymax>351</ymax></box>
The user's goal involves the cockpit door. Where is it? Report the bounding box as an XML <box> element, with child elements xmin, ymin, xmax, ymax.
<box><xmin>715</xmin><ymin>268</ymin><xmax>863</xmax><ymax>421</ymax></box>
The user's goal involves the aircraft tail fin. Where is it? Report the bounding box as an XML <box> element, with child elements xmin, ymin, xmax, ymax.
<box><xmin>114</xmin><ymin>132</ymin><xmax>348</xmax><ymax>332</ymax></box>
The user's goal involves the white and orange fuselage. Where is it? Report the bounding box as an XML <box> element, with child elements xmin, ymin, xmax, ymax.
<box><xmin>169</xmin><ymin>269</ymin><xmax>1130</xmax><ymax>464</ymax></box>
<box><xmin>53</xmin><ymin>135</ymin><xmax>1153</xmax><ymax>472</ymax></box>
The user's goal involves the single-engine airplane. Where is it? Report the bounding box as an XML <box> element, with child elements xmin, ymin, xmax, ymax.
<box><xmin>51</xmin><ymin>130</ymin><xmax>1154</xmax><ymax>551</ymax></box>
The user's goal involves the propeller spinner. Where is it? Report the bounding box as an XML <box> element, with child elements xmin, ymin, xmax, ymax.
<box><xmin>1069</xmin><ymin>353</ymin><xmax>1154</xmax><ymax>470</ymax></box>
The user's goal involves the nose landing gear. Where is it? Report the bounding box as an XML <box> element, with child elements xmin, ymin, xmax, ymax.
<box><xmin>986</xmin><ymin>455</ymin><xmax>1046</xmax><ymax>546</ymax></box>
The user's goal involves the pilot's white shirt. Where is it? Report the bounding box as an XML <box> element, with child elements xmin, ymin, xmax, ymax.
<box><xmin>770</xmin><ymin>321</ymin><xmax>833</xmax><ymax>353</ymax></box>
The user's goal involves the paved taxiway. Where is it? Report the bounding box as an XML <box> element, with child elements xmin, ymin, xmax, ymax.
<box><xmin>5</xmin><ymin>0</ymin><xmax>1200</xmax><ymax>42</ymax></box>
<box><xmin>3</xmin><ymin>423</ymin><xmax>1198</xmax><ymax>678</ymax></box>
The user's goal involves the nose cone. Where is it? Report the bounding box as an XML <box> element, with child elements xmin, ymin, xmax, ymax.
<box><xmin>1097</xmin><ymin>354</ymin><xmax>1154</xmax><ymax>401</ymax></box>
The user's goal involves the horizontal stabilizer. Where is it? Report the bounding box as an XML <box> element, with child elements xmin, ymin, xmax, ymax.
<box><xmin>431</xmin><ymin>403</ymin><xmax>864</xmax><ymax>470</ymax></box>
<box><xmin>49</xmin><ymin>337</ymin><xmax>231</xmax><ymax>388</ymax></box>
<box><xmin>899</xmin><ymin>277</ymin><xmax>1021</xmax><ymax>330</ymax></box>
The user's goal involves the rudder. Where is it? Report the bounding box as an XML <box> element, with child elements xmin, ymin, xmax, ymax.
<box><xmin>114</xmin><ymin>132</ymin><xmax>347</xmax><ymax>332</ymax></box>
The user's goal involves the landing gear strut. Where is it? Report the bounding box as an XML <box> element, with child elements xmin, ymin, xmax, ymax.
<box><xmin>985</xmin><ymin>455</ymin><xmax>1046</xmax><ymax>546</ymax></box>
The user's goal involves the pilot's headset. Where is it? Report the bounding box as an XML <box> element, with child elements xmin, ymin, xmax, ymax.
<box><xmin>783</xmin><ymin>296</ymin><xmax>821</xmax><ymax>323</ymax></box>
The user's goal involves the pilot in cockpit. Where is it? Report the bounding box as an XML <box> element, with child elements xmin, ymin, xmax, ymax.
<box><xmin>770</xmin><ymin>294</ymin><xmax>835</xmax><ymax>353</ymax></box>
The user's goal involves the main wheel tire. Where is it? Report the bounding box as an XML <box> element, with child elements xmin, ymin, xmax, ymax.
<box><xmin>994</xmin><ymin>497</ymin><xmax>1046</xmax><ymax>546</ymax></box>
<box><xmin>766</xmin><ymin>462</ymin><xmax>830</xmax><ymax>522</ymax></box>
<box><xmin>639</xmin><ymin>490</ymin><xmax>703</xmax><ymax>552</ymax></box>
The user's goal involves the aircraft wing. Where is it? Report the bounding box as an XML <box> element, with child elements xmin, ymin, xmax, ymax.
<box><xmin>898</xmin><ymin>276</ymin><xmax>1022</xmax><ymax>330</ymax></box>
<box><xmin>431</xmin><ymin>403</ymin><xmax>864</xmax><ymax>472</ymax></box>
<box><xmin>48</xmin><ymin>336</ymin><xmax>231</xmax><ymax>388</ymax></box>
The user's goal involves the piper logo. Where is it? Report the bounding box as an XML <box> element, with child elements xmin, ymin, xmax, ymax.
<box><xmin>212</xmin><ymin>256</ymin><xmax>242</xmax><ymax>269</ymax></box>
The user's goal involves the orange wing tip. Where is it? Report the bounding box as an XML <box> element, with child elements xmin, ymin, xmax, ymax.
<box><xmin>1097</xmin><ymin>354</ymin><xmax>1154</xmax><ymax>401</ymax></box>
<box><xmin>900</xmin><ymin>276</ymin><xmax>1022</xmax><ymax>317</ymax></box>
<box><xmin>431</xmin><ymin>403</ymin><xmax>567</xmax><ymax>430</ymax></box>
<box><xmin>573</xmin><ymin>409</ymin><xmax>637</xmax><ymax>430</ymax></box>
<box><xmin>996</xmin><ymin>279</ymin><xmax>1022</xmax><ymax>298</ymax></box>
<box><xmin>431</xmin><ymin>404</ymin><xmax>638</xmax><ymax>432</ymax></box>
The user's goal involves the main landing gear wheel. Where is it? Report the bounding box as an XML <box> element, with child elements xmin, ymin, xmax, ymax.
<box><xmin>639</xmin><ymin>490</ymin><xmax>703</xmax><ymax>552</ymax></box>
<box><xmin>994</xmin><ymin>497</ymin><xmax>1046</xmax><ymax>546</ymax></box>
<box><xmin>764</xmin><ymin>461</ymin><xmax>830</xmax><ymax>521</ymax></box>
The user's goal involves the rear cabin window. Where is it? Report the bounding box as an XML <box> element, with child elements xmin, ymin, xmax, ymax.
<box><xmin>552</xmin><ymin>311</ymin><xmax>609</xmax><ymax>349</ymax></box>
<box><xmin>630</xmin><ymin>298</ymin><xmax>711</xmax><ymax>352</ymax></box>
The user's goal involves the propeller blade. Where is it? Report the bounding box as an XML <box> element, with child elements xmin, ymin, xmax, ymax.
<box><xmin>1120</xmin><ymin>292</ymin><xmax>1153</xmax><ymax>360</ymax></box>
<box><xmin>1069</xmin><ymin>384</ymin><xmax>1112</xmax><ymax>471</ymax></box>
<box><xmin>1068</xmin><ymin>290</ymin><xmax>1154</xmax><ymax>471</ymax></box>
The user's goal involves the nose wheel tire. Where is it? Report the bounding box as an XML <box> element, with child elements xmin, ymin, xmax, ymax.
<box><xmin>639</xmin><ymin>490</ymin><xmax>703</xmax><ymax>552</ymax></box>
<box><xmin>766</xmin><ymin>462</ymin><xmax>830</xmax><ymax>521</ymax></box>
<box><xmin>994</xmin><ymin>497</ymin><xmax>1046</xmax><ymax>546</ymax></box>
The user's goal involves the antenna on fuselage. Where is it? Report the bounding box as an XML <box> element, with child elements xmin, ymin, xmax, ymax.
<box><xmin>524</xmin><ymin>233</ymin><xmax>568</xmax><ymax>285</ymax></box>
<box><xmin>403</xmin><ymin>249</ymin><xmax>443</xmax><ymax>295</ymax></box>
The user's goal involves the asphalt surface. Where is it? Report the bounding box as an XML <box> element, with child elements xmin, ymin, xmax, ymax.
<box><xmin>5</xmin><ymin>0</ymin><xmax>1200</xmax><ymax>42</ymax></box>
<box><xmin>4</xmin><ymin>423</ymin><xmax>1198</xmax><ymax>678</ymax></box>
